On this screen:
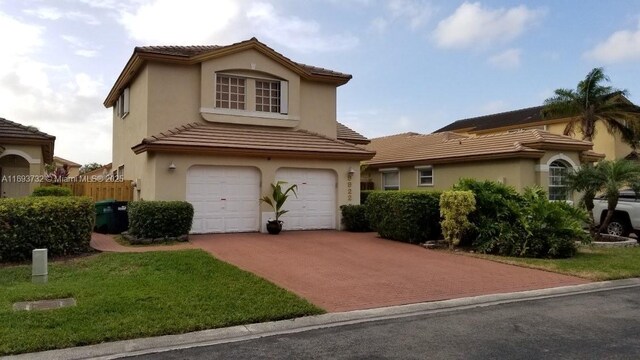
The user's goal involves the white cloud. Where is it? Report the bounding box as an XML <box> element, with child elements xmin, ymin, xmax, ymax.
<box><xmin>387</xmin><ymin>0</ymin><xmax>434</xmax><ymax>30</ymax></box>
<box><xmin>118</xmin><ymin>0</ymin><xmax>358</xmax><ymax>52</ymax></box>
<box><xmin>61</xmin><ymin>35</ymin><xmax>101</xmax><ymax>58</ymax></box>
<box><xmin>24</xmin><ymin>6</ymin><xmax>100</xmax><ymax>25</ymax></box>
<box><xmin>246</xmin><ymin>2</ymin><xmax>358</xmax><ymax>52</ymax></box>
<box><xmin>370</xmin><ymin>0</ymin><xmax>434</xmax><ymax>33</ymax></box>
<box><xmin>584</xmin><ymin>21</ymin><xmax>640</xmax><ymax>63</ymax></box>
<box><xmin>0</xmin><ymin>12</ymin><xmax>111</xmax><ymax>164</ymax></box>
<box><xmin>433</xmin><ymin>2</ymin><xmax>544</xmax><ymax>49</ymax></box>
<box><xmin>488</xmin><ymin>48</ymin><xmax>521</xmax><ymax>69</ymax></box>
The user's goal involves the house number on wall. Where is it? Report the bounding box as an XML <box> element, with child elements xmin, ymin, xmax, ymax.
<box><xmin>347</xmin><ymin>173</ymin><xmax>353</xmax><ymax>202</ymax></box>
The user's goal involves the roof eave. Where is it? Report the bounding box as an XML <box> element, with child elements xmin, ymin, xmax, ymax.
<box><xmin>364</xmin><ymin>150</ymin><xmax>545</xmax><ymax>168</ymax></box>
<box><xmin>132</xmin><ymin>143</ymin><xmax>375</xmax><ymax>161</ymax></box>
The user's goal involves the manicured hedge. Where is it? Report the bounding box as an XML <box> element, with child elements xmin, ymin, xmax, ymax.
<box><xmin>0</xmin><ymin>196</ymin><xmax>94</xmax><ymax>262</ymax></box>
<box><xmin>31</xmin><ymin>186</ymin><xmax>73</xmax><ymax>197</ymax></box>
<box><xmin>128</xmin><ymin>201</ymin><xmax>194</xmax><ymax>239</ymax></box>
<box><xmin>340</xmin><ymin>205</ymin><xmax>371</xmax><ymax>232</ymax></box>
<box><xmin>360</xmin><ymin>190</ymin><xmax>373</xmax><ymax>205</ymax></box>
<box><xmin>365</xmin><ymin>190</ymin><xmax>442</xmax><ymax>243</ymax></box>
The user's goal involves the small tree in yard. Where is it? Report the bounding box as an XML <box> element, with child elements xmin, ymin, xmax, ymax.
<box><xmin>440</xmin><ymin>190</ymin><xmax>476</xmax><ymax>250</ymax></box>
<box><xmin>566</xmin><ymin>163</ymin><xmax>604</xmax><ymax>239</ymax></box>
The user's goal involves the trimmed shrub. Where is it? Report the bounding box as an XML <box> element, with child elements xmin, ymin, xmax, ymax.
<box><xmin>340</xmin><ymin>205</ymin><xmax>371</xmax><ymax>232</ymax></box>
<box><xmin>453</xmin><ymin>179</ymin><xmax>523</xmax><ymax>248</ymax></box>
<box><xmin>365</xmin><ymin>190</ymin><xmax>441</xmax><ymax>243</ymax></box>
<box><xmin>128</xmin><ymin>201</ymin><xmax>194</xmax><ymax>239</ymax></box>
<box><xmin>440</xmin><ymin>190</ymin><xmax>476</xmax><ymax>249</ymax></box>
<box><xmin>360</xmin><ymin>190</ymin><xmax>373</xmax><ymax>205</ymax></box>
<box><xmin>454</xmin><ymin>178</ymin><xmax>587</xmax><ymax>258</ymax></box>
<box><xmin>0</xmin><ymin>196</ymin><xmax>94</xmax><ymax>262</ymax></box>
<box><xmin>31</xmin><ymin>186</ymin><xmax>73</xmax><ymax>197</ymax></box>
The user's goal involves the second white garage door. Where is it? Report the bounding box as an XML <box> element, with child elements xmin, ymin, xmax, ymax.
<box><xmin>275</xmin><ymin>168</ymin><xmax>336</xmax><ymax>230</ymax></box>
<box><xmin>186</xmin><ymin>166</ymin><xmax>260</xmax><ymax>233</ymax></box>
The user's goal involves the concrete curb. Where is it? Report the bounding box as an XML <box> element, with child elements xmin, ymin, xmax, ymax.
<box><xmin>4</xmin><ymin>278</ymin><xmax>640</xmax><ymax>360</ymax></box>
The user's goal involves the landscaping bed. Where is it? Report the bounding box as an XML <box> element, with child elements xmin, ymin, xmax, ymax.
<box><xmin>0</xmin><ymin>250</ymin><xmax>322</xmax><ymax>355</ymax></box>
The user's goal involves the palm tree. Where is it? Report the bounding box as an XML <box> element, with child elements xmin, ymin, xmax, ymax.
<box><xmin>565</xmin><ymin>163</ymin><xmax>603</xmax><ymax>238</ymax></box>
<box><xmin>542</xmin><ymin>67</ymin><xmax>640</xmax><ymax>148</ymax></box>
<box><xmin>568</xmin><ymin>160</ymin><xmax>640</xmax><ymax>239</ymax></box>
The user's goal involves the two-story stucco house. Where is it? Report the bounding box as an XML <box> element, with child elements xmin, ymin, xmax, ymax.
<box><xmin>104</xmin><ymin>38</ymin><xmax>374</xmax><ymax>234</ymax></box>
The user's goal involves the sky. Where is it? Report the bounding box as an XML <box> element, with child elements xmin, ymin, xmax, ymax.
<box><xmin>1</xmin><ymin>0</ymin><xmax>640</xmax><ymax>165</ymax></box>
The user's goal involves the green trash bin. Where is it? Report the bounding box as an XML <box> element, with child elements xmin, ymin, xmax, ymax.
<box><xmin>95</xmin><ymin>199</ymin><xmax>116</xmax><ymax>234</ymax></box>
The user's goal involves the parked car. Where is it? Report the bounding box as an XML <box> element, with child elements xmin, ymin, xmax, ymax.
<box><xmin>593</xmin><ymin>190</ymin><xmax>640</xmax><ymax>237</ymax></box>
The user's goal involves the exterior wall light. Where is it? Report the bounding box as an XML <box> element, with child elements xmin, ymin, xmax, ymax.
<box><xmin>348</xmin><ymin>166</ymin><xmax>356</xmax><ymax>176</ymax></box>
<box><xmin>168</xmin><ymin>162</ymin><xmax>177</xmax><ymax>171</ymax></box>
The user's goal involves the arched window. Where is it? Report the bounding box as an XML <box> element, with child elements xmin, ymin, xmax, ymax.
<box><xmin>549</xmin><ymin>160</ymin><xmax>570</xmax><ymax>200</ymax></box>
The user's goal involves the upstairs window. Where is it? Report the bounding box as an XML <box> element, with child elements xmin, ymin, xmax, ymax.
<box><xmin>216</xmin><ymin>75</ymin><xmax>245</xmax><ymax>110</ymax></box>
<box><xmin>115</xmin><ymin>87</ymin><xmax>130</xmax><ymax>119</ymax></box>
<box><xmin>255</xmin><ymin>80</ymin><xmax>280</xmax><ymax>113</ymax></box>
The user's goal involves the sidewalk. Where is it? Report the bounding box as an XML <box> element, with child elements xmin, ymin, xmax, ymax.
<box><xmin>5</xmin><ymin>278</ymin><xmax>639</xmax><ymax>360</ymax></box>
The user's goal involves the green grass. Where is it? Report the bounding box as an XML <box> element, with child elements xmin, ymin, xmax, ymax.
<box><xmin>468</xmin><ymin>246</ymin><xmax>640</xmax><ymax>281</ymax></box>
<box><xmin>0</xmin><ymin>250</ymin><xmax>323</xmax><ymax>355</ymax></box>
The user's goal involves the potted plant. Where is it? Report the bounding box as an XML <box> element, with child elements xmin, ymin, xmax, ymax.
<box><xmin>260</xmin><ymin>181</ymin><xmax>298</xmax><ymax>235</ymax></box>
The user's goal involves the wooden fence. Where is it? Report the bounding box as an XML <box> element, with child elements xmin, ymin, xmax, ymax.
<box><xmin>61</xmin><ymin>181</ymin><xmax>134</xmax><ymax>202</ymax></box>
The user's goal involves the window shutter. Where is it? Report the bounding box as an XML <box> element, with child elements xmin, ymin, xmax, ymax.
<box><xmin>123</xmin><ymin>87</ymin><xmax>130</xmax><ymax>115</ymax></box>
<box><xmin>280</xmin><ymin>80</ymin><xmax>288</xmax><ymax>114</ymax></box>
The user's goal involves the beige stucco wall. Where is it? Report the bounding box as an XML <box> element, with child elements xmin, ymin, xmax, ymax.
<box><xmin>364</xmin><ymin>151</ymin><xmax>586</xmax><ymax>195</ymax></box>
<box><xmin>299</xmin><ymin>79</ymin><xmax>337</xmax><ymax>138</ymax></box>
<box><xmin>145</xmin><ymin>152</ymin><xmax>360</xmax><ymax>230</ymax></box>
<box><xmin>112</xmin><ymin>64</ymin><xmax>149</xmax><ymax>187</ymax></box>
<box><xmin>0</xmin><ymin>144</ymin><xmax>46</xmax><ymax>196</ymax></box>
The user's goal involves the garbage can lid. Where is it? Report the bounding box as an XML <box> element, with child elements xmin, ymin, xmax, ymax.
<box><xmin>95</xmin><ymin>199</ymin><xmax>116</xmax><ymax>205</ymax></box>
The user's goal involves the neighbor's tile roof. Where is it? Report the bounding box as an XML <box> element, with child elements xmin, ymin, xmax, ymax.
<box><xmin>434</xmin><ymin>105</ymin><xmax>546</xmax><ymax>133</ymax></box>
<box><xmin>53</xmin><ymin>156</ymin><xmax>81</xmax><ymax>167</ymax></box>
<box><xmin>0</xmin><ymin>117</ymin><xmax>55</xmax><ymax>141</ymax></box>
<box><xmin>132</xmin><ymin>123</ymin><xmax>375</xmax><ymax>160</ymax></box>
<box><xmin>337</xmin><ymin>122</ymin><xmax>369</xmax><ymax>144</ymax></box>
<box><xmin>364</xmin><ymin>129</ymin><xmax>596</xmax><ymax>166</ymax></box>
<box><xmin>0</xmin><ymin>117</ymin><xmax>55</xmax><ymax>163</ymax></box>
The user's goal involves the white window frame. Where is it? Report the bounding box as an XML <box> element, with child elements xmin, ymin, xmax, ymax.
<box><xmin>415</xmin><ymin>165</ymin><xmax>434</xmax><ymax>186</ymax></box>
<box><xmin>213</xmin><ymin>72</ymin><xmax>288</xmax><ymax>115</ymax></box>
<box><xmin>548</xmin><ymin>160</ymin><xmax>569</xmax><ymax>201</ymax></box>
<box><xmin>379</xmin><ymin>168</ymin><xmax>400</xmax><ymax>191</ymax></box>
<box><xmin>215</xmin><ymin>74</ymin><xmax>246</xmax><ymax>110</ymax></box>
<box><xmin>115</xmin><ymin>88</ymin><xmax>130</xmax><ymax>119</ymax></box>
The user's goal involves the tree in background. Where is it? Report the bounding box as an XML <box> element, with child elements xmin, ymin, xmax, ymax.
<box><xmin>542</xmin><ymin>67</ymin><xmax>640</xmax><ymax>148</ymax></box>
<box><xmin>79</xmin><ymin>162</ymin><xmax>103</xmax><ymax>175</ymax></box>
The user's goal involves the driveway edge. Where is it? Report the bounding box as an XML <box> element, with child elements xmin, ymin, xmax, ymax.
<box><xmin>5</xmin><ymin>278</ymin><xmax>640</xmax><ymax>360</ymax></box>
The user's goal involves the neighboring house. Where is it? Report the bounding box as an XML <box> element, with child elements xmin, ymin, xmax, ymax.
<box><xmin>435</xmin><ymin>104</ymin><xmax>636</xmax><ymax>160</ymax></box>
<box><xmin>0</xmin><ymin>117</ymin><xmax>55</xmax><ymax>198</ymax></box>
<box><xmin>362</xmin><ymin>129</ymin><xmax>603</xmax><ymax>200</ymax></box>
<box><xmin>81</xmin><ymin>162</ymin><xmax>113</xmax><ymax>179</ymax></box>
<box><xmin>104</xmin><ymin>37</ymin><xmax>374</xmax><ymax>233</ymax></box>
<box><xmin>53</xmin><ymin>156</ymin><xmax>81</xmax><ymax>178</ymax></box>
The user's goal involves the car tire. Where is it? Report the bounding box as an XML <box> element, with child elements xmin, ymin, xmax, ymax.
<box><xmin>606</xmin><ymin>218</ymin><xmax>631</xmax><ymax>237</ymax></box>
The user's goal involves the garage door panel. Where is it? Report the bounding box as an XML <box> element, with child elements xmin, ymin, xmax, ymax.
<box><xmin>275</xmin><ymin>168</ymin><xmax>336</xmax><ymax>230</ymax></box>
<box><xmin>187</xmin><ymin>166</ymin><xmax>260</xmax><ymax>234</ymax></box>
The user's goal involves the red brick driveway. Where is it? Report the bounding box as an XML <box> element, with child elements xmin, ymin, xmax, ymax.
<box><xmin>187</xmin><ymin>231</ymin><xmax>588</xmax><ymax>312</ymax></box>
<box><xmin>92</xmin><ymin>231</ymin><xmax>588</xmax><ymax>312</ymax></box>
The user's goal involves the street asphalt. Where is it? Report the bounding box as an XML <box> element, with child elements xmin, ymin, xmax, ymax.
<box><xmin>128</xmin><ymin>286</ymin><xmax>640</xmax><ymax>360</ymax></box>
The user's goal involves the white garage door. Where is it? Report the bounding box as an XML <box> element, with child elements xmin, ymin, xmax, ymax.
<box><xmin>275</xmin><ymin>168</ymin><xmax>336</xmax><ymax>230</ymax></box>
<box><xmin>187</xmin><ymin>166</ymin><xmax>260</xmax><ymax>233</ymax></box>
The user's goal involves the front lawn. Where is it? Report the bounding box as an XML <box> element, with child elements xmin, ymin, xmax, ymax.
<box><xmin>468</xmin><ymin>246</ymin><xmax>640</xmax><ymax>281</ymax></box>
<box><xmin>0</xmin><ymin>250</ymin><xmax>322</xmax><ymax>355</ymax></box>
